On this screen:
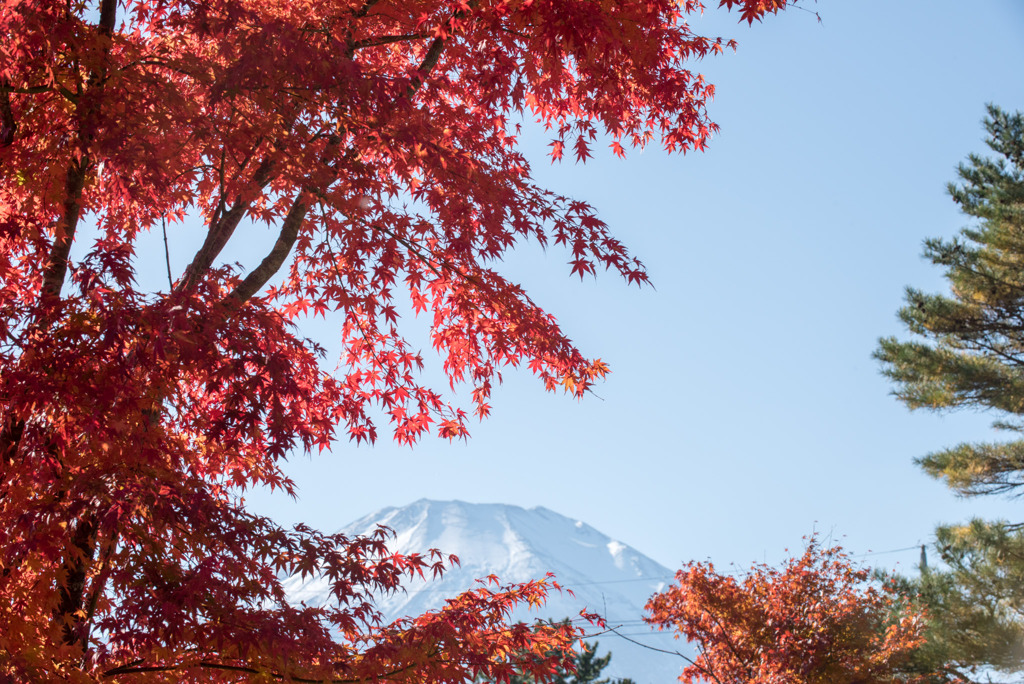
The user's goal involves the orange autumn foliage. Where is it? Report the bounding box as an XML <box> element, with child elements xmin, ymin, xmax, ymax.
<box><xmin>1</xmin><ymin>0</ymin><xmax>791</xmax><ymax>680</ymax></box>
<box><xmin>646</xmin><ymin>538</ymin><xmax>934</xmax><ymax>684</ymax></box>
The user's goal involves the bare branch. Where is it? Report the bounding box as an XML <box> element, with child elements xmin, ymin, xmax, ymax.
<box><xmin>598</xmin><ymin>625</ymin><xmax>721</xmax><ymax>684</ymax></box>
<box><xmin>406</xmin><ymin>36</ymin><xmax>447</xmax><ymax>98</ymax></box>
<box><xmin>227</xmin><ymin>191</ymin><xmax>309</xmax><ymax>305</ymax></box>
<box><xmin>0</xmin><ymin>83</ymin><xmax>16</xmax><ymax>147</ymax></box>
<box><xmin>54</xmin><ymin>515</ymin><xmax>99</xmax><ymax>650</ymax></box>
<box><xmin>40</xmin><ymin>160</ymin><xmax>89</xmax><ymax>298</ymax></box>
<box><xmin>0</xmin><ymin>83</ymin><xmax>50</xmax><ymax>95</ymax></box>
<box><xmin>38</xmin><ymin>0</ymin><xmax>119</xmax><ymax>298</ymax></box>
<box><xmin>405</xmin><ymin>1</ymin><xmax>478</xmax><ymax>98</ymax></box>
<box><xmin>81</xmin><ymin>529</ymin><xmax>120</xmax><ymax>658</ymax></box>
<box><xmin>161</xmin><ymin>217</ymin><xmax>173</xmax><ymax>289</ymax></box>
<box><xmin>352</xmin><ymin>0</ymin><xmax>382</xmax><ymax>18</ymax></box>
<box><xmin>0</xmin><ymin>415</ymin><xmax>24</xmax><ymax>466</ymax></box>
<box><xmin>97</xmin><ymin>0</ymin><xmax>117</xmax><ymax>35</ymax></box>
<box><xmin>177</xmin><ymin>157</ymin><xmax>275</xmax><ymax>293</ymax></box>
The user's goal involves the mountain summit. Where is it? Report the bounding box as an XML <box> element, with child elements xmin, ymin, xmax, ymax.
<box><xmin>283</xmin><ymin>500</ymin><xmax>689</xmax><ymax>684</ymax></box>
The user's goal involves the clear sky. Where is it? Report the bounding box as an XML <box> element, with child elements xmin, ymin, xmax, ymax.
<box><xmin>243</xmin><ymin>1</ymin><xmax>1024</xmax><ymax>574</ymax></box>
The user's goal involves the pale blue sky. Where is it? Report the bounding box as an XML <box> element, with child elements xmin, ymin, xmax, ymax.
<box><xmin>242</xmin><ymin>1</ymin><xmax>1024</xmax><ymax>573</ymax></box>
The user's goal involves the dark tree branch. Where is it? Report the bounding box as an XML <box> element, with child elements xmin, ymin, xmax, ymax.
<box><xmin>162</xmin><ymin>217</ymin><xmax>173</xmax><ymax>288</ymax></box>
<box><xmin>39</xmin><ymin>0</ymin><xmax>118</xmax><ymax>299</ymax></box>
<box><xmin>352</xmin><ymin>33</ymin><xmax>428</xmax><ymax>50</ymax></box>
<box><xmin>405</xmin><ymin>1</ymin><xmax>478</xmax><ymax>98</ymax></box>
<box><xmin>183</xmin><ymin>3</ymin><xmax>463</xmax><ymax>304</ymax></box>
<box><xmin>80</xmin><ymin>529</ymin><xmax>120</xmax><ymax>659</ymax></box>
<box><xmin>54</xmin><ymin>515</ymin><xmax>99</xmax><ymax>650</ymax></box>
<box><xmin>0</xmin><ymin>84</ymin><xmax>50</xmax><ymax>95</ymax></box>
<box><xmin>0</xmin><ymin>415</ymin><xmax>24</xmax><ymax>467</ymax></box>
<box><xmin>352</xmin><ymin>0</ymin><xmax>382</xmax><ymax>18</ymax></box>
<box><xmin>102</xmin><ymin>655</ymin><xmax>421</xmax><ymax>683</ymax></box>
<box><xmin>40</xmin><ymin>159</ymin><xmax>89</xmax><ymax>298</ymax></box>
<box><xmin>0</xmin><ymin>82</ymin><xmax>15</xmax><ymax>147</ymax></box>
<box><xmin>38</xmin><ymin>3</ymin><xmax>119</xmax><ymax>651</ymax></box>
<box><xmin>0</xmin><ymin>81</ymin><xmax>74</xmax><ymax>105</ymax></box>
<box><xmin>406</xmin><ymin>36</ymin><xmax>447</xmax><ymax>98</ymax></box>
<box><xmin>98</xmin><ymin>0</ymin><xmax>117</xmax><ymax>35</ymax></box>
<box><xmin>599</xmin><ymin>625</ymin><xmax>721</xmax><ymax>684</ymax></box>
<box><xmin>177</xmin><ymin>157</ymin><xmax>275</xmax><ymax>293</ymax></box>
<box><xmin>227</xmin><ymin>191</ymin><xmax>309</xmax><ymax>305</ymax></box>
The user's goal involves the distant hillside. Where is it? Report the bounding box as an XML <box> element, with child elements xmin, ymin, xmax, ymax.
<box><xmin>283</xmin><ymin>500</ymin><xmax>691</xmax><ymax>684</ymax></box>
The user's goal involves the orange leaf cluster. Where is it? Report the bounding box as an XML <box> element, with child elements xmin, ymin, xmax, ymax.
<box><xmin>646</xmin><ymin>537</ymin><xmax>932</xmax><ymax>684</ymax></box>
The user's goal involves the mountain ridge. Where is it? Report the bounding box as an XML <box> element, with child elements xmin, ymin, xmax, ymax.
<box><xmin>283</xmin><ymin>499</ymin><xmax>689</xmax><ymax>684</ymax></box>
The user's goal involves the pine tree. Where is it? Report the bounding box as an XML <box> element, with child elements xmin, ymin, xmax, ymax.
<box><xmin>488</xmin><ymin>622</ymin><xmax>635</xmax><ymax>684</ymax></box>
<box><xmin>876</xmin><ymin>104</ymin><xmax>1024</xmax><ymax>680</ymax></box>
<box><xmin>569</xmin><ymin>643</ymin><xmax>631</xmax><ymax>684</ymax></box>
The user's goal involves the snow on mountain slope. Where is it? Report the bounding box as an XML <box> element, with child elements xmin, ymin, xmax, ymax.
<box><xmin>283</xmin><ymin>500</ymin><xmax>691</xmax><ymax>684</ymax></box>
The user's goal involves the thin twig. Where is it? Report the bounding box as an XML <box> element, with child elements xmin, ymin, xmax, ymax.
<box><xmin>161</xmin><ymin>216</ymin><xmax>173</xmax><ymax>289</ymax></box>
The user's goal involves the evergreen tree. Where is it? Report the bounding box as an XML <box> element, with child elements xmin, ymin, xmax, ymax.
<box><xmin>876</xmin><ymin>104</ymin><xmax>1024</xmax><ymax>680</ymax></box>
<box><xmin>484</xmin><ymin>622</ymin><xmax>635</xmax><ymax>684</ymax></box>
<box><xmin>524</xmin><ymin>640</ymin><xmax>634</xmax><ymax>684</ymax></box>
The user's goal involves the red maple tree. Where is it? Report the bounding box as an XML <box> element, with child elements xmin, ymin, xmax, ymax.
<box><xmin>645</xmin><ymin>538</ymin><xmax>937</xmax><ymax>684</ymax></box>
<box><xmin>2</xmin><ymin>0</ymin><xmax>790</xmax><ymax>680</ymax></box>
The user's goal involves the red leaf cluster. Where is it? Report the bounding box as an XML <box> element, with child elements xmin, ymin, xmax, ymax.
<box><xmin>0</xmin><ymin>0</ymin><xmax>791</xmax><ymax>679</ymax></box>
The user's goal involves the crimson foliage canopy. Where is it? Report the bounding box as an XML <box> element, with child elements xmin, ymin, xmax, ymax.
<box><xmin>1</xmin><ymin>0</ymin><xmax>789</xmax><ymax>680</ymax></box>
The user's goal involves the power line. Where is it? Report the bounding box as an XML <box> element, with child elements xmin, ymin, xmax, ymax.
<box><xmin>587</xmin><ymin>625</ymin><xmax>703</xmax><ymax>671</ymax></box>
<box><xmin>853</xmin><ymin>545</ymin><xmax>921</xmax><ymax>558</ymax></box>
<box><xmin>348</xmin><ymin>574</ymin><xmax>678</xmax><ymax>597</ymax></box>
<box><xmin>566</xmin><ymin>576</ymin><xmax>676</xmax><ymax>587</ymax></box>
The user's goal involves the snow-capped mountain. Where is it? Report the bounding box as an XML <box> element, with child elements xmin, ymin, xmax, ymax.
<box><xmin>283</xmin><ymin>500</ymin><xmax>691</xmax><ymax>684</ymax></box>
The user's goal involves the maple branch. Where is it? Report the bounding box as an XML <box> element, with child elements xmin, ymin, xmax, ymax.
<box><xmin>0</xmin><ymin>79</ymin><xmax>75</xmax><ymax>144</ymax></box>
<box><xmin>369</xmin><ymin>218</ymin><xmax>483</xmax><ymax>290</ymax></box>
<box><xmin>0</xmin><ymin>80</ymin><xmax>76</xmax><ymax>105</ymax></box>
<box><xmin>40</xmin><ymin>159</ymin><xmax>89</xmax><ymax>298</ymax></box>
<box><xmin>39</xmin><ymin>0</ymin><xmax>118</xmax><ymax>298</ymax></box>
<box><xmin>352</xmin><ymin>0</ymin><xmax>382</xmax><ymax>18</ymax></box>
<box><xmin>405</xmin><ymin>0</ymin><xmax>479</xmax><ymax>98</ymax></box>
<box><xmin>0</xmin><ymin>82</ymin><xmax>16</xmax><ymax>147</ymax></box>
<box><xmin>81</xmin><ymin>528</ymin><xmax>120</xmax><ymax>659</ymax></box>
<box><xmin>54</xmin><ymin>515</ymin><xmax>99</xmax><ymax>650</ymax></box>
<box><xmin>227</xmin><ymin>191</ymin><xmax>309</xmax><ymax>305</ymax></box>
<box><xmin>102</xmin><ymin>656</ymin><xmax>422</xmax><ymax>683</ymax></box>
<box><xmin>407</xmin><ymin>36</ymin><xmax>447</xmax><ymax>97</ymax></box>
<box><xmin>405</xmin><ymin>0</ymin><xmax>485</xmax><ymax>99</ymax></box>
<box><xmin>121</xmin><ymin>58</ymin><xmax>200</xmax><ymax>82</ymax></box>
<box><xmin>351</xmin><ymin>33</ymin><xmax>428</xmax><ymax>50</ymax></box>
<box><xmin>97</xmin><ymin>0</ymin><xmax>117</xmax><ymax>36</ymax></box>
<box><xmin>0</xmin><ymin>83</ymin><xmax>50</xmax><ymax>95</ymax></box>
<box><xmin>178</xmin><ymin>157</ymin><xmax>275</xmax><ymax>293</ymax></box>
<box><xmin>39</xmin><ymin>5</ymin><xmax>122</xmax><ymax>649</ymax></box>
<box><xmin>702</xmin><ymin>606</ymin><xmax>756</xmax><ymax>681</ymax></box>
<box><xmin>0</xmin><ymin>415</ymin><xmax>24</xmax><ymax>466</ymax></box>
<box><xmin>162</xmin><ymin>217</ymin><xmax>173</xmax><ymax>288</ymax></box>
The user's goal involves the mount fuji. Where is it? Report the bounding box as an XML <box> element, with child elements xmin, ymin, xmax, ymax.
<box><xmin>282</xmin><ymin>500</ymin><xmax>691</xmax><ymax>684</ymax></box>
